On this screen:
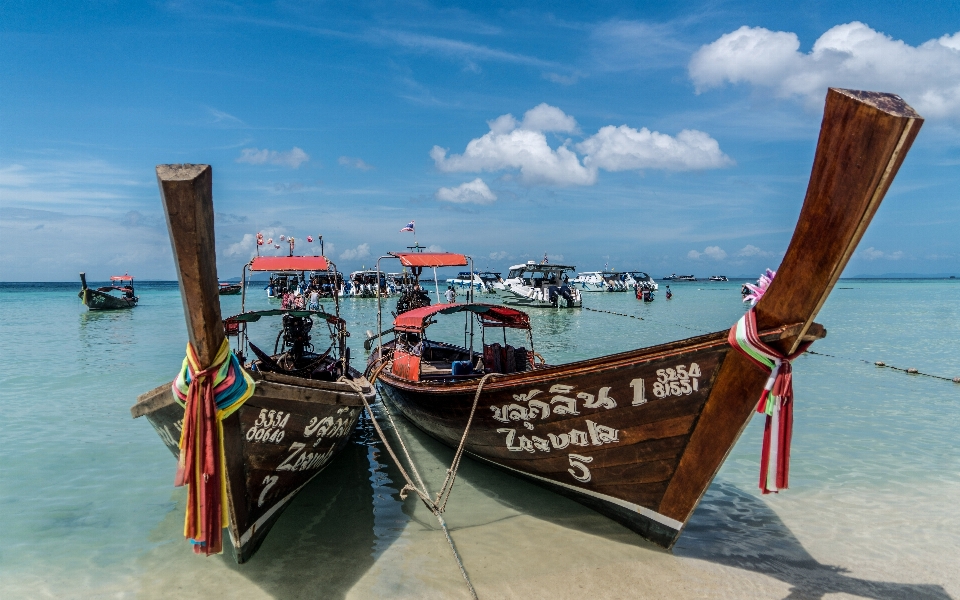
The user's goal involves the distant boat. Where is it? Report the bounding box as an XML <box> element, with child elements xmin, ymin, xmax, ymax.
<box><xmin>662</xmin><ymin>274</ymin><xmax>697</xmax><ymax>282</ymax></box>
<box><xmin>78</xmin><ymin>272</ymin><xmax>138</xmax><ymax>310</ymax></box>
<box><xmin>709</xmin><ymin>275</ymin><xmax>728</xmax><ymax>282</ymax></box>
<box><xmin>498</xmin><ymin>261</ymin><xmax>582</xmax><ymax>308</ymax></box>
<box><xmin>365</xmin><ymin>88</ymin><xmax>923</xmax><ymax>550</ymax></box>
<box><xmin>218</xmin><ymin>282</ymin><xmax>242</xmax><ymax>295</ymax></box>
<box><xmin>133</xmin><ymin>165</ymin><xmax>375</xmax><ymax>563</ymax></box>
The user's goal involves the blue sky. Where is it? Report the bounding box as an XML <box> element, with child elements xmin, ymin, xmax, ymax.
<box><xmin>1</xmin><ymin>0</ymin><xmax>958</xmax><ymax>281</ymax></box>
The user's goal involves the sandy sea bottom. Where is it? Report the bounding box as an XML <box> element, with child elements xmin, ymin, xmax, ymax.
<box><xmin>0</xmin><ymin>279</ymin><xmax>957</xmax><ymax>599</ymax></box>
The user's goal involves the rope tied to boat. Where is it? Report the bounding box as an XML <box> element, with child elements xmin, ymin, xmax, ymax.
<box><xmin>728</xmin><ymin>309</ymin><xmax>812</xmax><ymax>494</ymax></box>
<box><xmin>343</xmin><ymin>358</ymin><xmax>494</xmax><ymax>599</ymax></box>
<box><xmin>171</xmin><ymin>339</ymin><xmax>255</xmax><ymax>555</ymax></box>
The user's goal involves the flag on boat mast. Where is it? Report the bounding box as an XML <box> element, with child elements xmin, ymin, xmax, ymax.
<box><xmin>542</xmin><ymin>252</ymin><xmax>549</xmax><ymax>264</ymax></box>
<box><xmin>400</xmin><ymin>221</ymin><xmax>415</xmax><ymax>233</ymax></box>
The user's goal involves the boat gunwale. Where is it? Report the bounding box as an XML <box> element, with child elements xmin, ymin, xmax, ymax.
<box><xmin>374</xmin><ymin>321</ymin><xmax>824</xmax><ymax>395</ymax></box>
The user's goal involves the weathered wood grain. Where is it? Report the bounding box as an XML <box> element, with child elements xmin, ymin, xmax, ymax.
<box><xmin>156</xmin><ymin>164</ymin><xmax>224</xmax><ymax>367</ymax></box>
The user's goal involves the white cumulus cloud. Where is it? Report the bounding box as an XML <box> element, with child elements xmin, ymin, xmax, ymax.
<box><xmin>689</xmin><ymin>23</ymin><xmax>960</xmax><ymax>119</ymax></box>
<box><xmin>736</xmin><ymin>244</ymin><xmax>777</xmax><ymax>257</ymax></box>
<box><xmin>237</xmin><ymin>147</ymin><xmax>310</xmax><ymax>168</ymax></box>
<box><xmin>339</xmin><ymin>243</ymin><xmax>371</xmax><ymax>261</ymax></box>
<box><xmin>435</xmin><ymin>178</ymin><xmax>497</xmax><ymax>204</ymax></box>
<box><xmin>578</xmin><ymin>126</ymin><xmax>733</xmax><ymax>171</ymax></box>
<box><xmin>489</xmin><ymin>250</ymin><xmax>509</xmax><ymax>260</ymax></box>
<box><xmin>431</xmin><ymin>103</ymin><xmax>730</xmax><ymax>186</ymax></box>
<box><xmin>688</xmin><ymin>250</ymin><xmax>701</xmax><ymax>259</ymax></box>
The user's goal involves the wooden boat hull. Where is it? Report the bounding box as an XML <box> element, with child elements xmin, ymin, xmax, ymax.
<box><xmin>132</xmin><ymin>370</ymin><xmax>375</xmax><ymax>562</ymax></box>
<box><xmin>79</xmin><ymin>288</ymin><xmax>137</xmax><ymax>310</ymax></box>
<box><xmin>219</xmin><ymin>284</ymin><xmax>242</xmax><ymax>295</ymax></box>
<box><xmin>375</xmin><ymin>323</ymin><xmax>820</xmax><ymax>548</ymax></box>
<box><xmin>373</xmin><ymin>89</ymin><xmax>924</xmax><ymax>549</ymax></box>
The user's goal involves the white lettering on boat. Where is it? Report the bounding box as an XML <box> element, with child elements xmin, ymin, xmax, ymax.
<box><xmin>245</xmin><ymin>410</ymin><xmax>291</xmax><ymax>444</ymax></box>
<box><xmin>497</xmin><ymin>419</ymin><xmax>618</xmax><ymax>455</ymax></box>
<box><xmin>630</xmin><ymin>378</ymin><xmax>646</xmax><ymax>405</ymax></box>
<box><xmin>491</xmin><ymin>384</ymin><xmax>619</xmax><ymax>428</ymax></box>
<box><xmin>568</xmin><ymin>454</ymin><xmax>593</xmax><ymax>482</ymax></box>
<box><xmin>653</xmin><ymin>363</ymin><xmax>701</xmax><ymax>399</ymax></box>
<box><xmin>258</xmin><ymin>475</ymin><xmax>278</xmax><ymax>507</ymax></box>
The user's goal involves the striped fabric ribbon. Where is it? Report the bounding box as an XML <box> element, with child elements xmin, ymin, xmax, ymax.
<box><xmin>172</xmin><ymin>339</ymin><xmax>255</xmax><ymax>555</ymax></box>
<box><xmin>728</xmin><ymin>309</ymin><xmax>811</xmax><ymax>494</ymax></box>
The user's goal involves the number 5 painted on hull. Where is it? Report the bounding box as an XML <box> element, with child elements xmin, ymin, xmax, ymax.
<box><xmin>568</xmin><ymin>454</ymin><xmax>593</xmax><ymax>482</ymax></box>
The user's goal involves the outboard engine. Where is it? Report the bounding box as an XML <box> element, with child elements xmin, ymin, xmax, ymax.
<box><xmin>279</xmin><ymin>314</ymin><xmax>313</xmax><ymax>364</ymax></box>
<box><xmin>559</xmin><ymin>285</ymin><xmax>575</xmax><ymax>307</ymax></box>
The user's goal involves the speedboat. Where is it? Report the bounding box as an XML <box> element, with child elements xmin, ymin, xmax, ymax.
<box><xmin>709</xmin><ymin>275</ymin><xmax>729</xmax><ymax>282</ymax></box>
<box><xmin>498</xmin><ymin>261</ymin><xmax>581</xmax><ymax>308</ymax></box>
<box><xmin>572</xmin><ymin>271</ymin><xmax>628</xmax><ymax>292</ymax></box>
<box><xmin>448</xmin><ymin>271</ymin><xmax>505</xmax><ymax>293</ymax></box>
<box><xmin>345</xmin><ymin>270</ymin><xmax>392</xmax><ymax>297</ymax></box>
<box><xmin>661</xmin><ymin>273</ymin><xmax>697</xmax><ymax>282</ymax></box>
<box><xmin>623</xmin><ymin>271</ymin><xmax>659</xmax><ymax>292</ymax></box>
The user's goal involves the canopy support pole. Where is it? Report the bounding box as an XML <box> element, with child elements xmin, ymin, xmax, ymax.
<box><xmin>433</xmin><ymin>267</ymin><xmax>440</xmax><ymax>304</ymax></box>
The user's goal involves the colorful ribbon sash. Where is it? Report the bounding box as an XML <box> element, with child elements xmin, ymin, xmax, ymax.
<box><xmin>728</xmin><ymin>309</ymin><xmax>811</xmax><ymax>494</ymax></box>
<box><xmin>172</xmin><ymin>339</ymin><xmax>255</xmax><ymax>555</ymax></box>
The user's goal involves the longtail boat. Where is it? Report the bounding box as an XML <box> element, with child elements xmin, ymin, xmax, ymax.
<box><xmin>218</xmin><ymin>282</ymin><xmax>242</xmax><ymax>295</ymax></box>
<box><xmin>131</xmin><ymin>164</ymin><xmax>375</xmax><ymax>563</ymax></box>
<box><xmin>78</xmin><ymin>272</ymin><xmax>138</xmax><ymax>309</ymax></box>
<box><xmin>368</xmin><ymin>89</ymin><xmax>922</xmax><ymax>548</ymax></box>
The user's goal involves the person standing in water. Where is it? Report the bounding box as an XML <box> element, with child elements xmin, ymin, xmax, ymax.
<box><xmin>444</xmin><ymin>285</ymin><xmax>457</xmax><ymax>303</ymax></box>
<box><xmin>665</xmin><ymin>285</ymin><xmax>673</xmax><ymax>300</ymax></box>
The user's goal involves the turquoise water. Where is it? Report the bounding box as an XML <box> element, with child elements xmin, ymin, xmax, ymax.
<box><xmin>0</xmin><ymin>279</ymin><xmax>957</xmax><ymax>598</ymax></box>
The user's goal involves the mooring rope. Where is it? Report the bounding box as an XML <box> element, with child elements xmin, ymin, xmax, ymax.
<box><xmin>807</xmin><ymin>350</ymin><xmax>959</xmax><ymax>384</ymax></box>
<box><xmin>342</xmin><ymin>360</ymin><xmax>495</xmax><ymax>599</ymax></box>
<box><xmin>583</xmin><ymin>306</ymin><xmax>958</xmax><ymax>384</ymax></box>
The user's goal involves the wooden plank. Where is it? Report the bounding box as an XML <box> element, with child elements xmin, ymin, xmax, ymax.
<box><xmin>658</xmin><ymin>89</ymin><xmax>923</xmax><ymax>524</ymax></box>
<box><xmin>156</xmin><ymin>164</ymin><xmax>224</xmax><ymax>367</ymax></box>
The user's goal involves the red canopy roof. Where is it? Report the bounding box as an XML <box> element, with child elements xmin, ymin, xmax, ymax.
<box><xmin>249</xmin><ymin>255</ymin><xmax>330</xmax><ymax>272</ymax></box>
<box><xmin>389</xmin><ymin>252</ymin><xmax>468</xmax><ymax>268</ymax></box>
<box><xmin>110</xmin><ymin>275</ymin><xmax>134</xmax><ymax>281</ymax></box>
<box><xmin>394</xmin><ymin>303</ymin><xmax>530</xmax><ymax>333</ymax></box>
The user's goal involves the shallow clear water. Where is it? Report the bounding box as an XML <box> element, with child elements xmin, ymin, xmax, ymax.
<box><xmin>0</xmin><ymin>279</ymin><xmax>957</xmax><ymax>599</ymax></box>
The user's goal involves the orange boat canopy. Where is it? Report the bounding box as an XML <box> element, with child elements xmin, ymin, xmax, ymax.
<box><xmin>389</xmin><ymin>252</ymin><xmax>468</xmax><ymax>268</ymax></box>
<box><xmin>394</xmin><ymin>303</ymin><xmax>530</xmax><ymax>333</ymax></box>
<box><xmin>249</xmin><ymin>255</ymin><xmax>330</xmax><ymax>272</ymax></box>
<box><xmin>110</xmin><ymin>275</ymin><xmax>134</xmax><ymax>281</ymax></box>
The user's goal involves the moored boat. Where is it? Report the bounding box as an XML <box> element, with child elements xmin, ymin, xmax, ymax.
<box><xmin>132</xmin><ymin>164</ymin><xmax>375</xmax><ymax>563</ymax></box>
<box><xmin>367</xmin><ymin>89</ymin><xmax>923</xmax><ymax>549</ymax></box>
<box><xmin>709</xmin><ymin>275</ymin><xmax>729</xmax><ymax>282</ymax></box>
<box><xmin>624</xmin><ymin>271</ymin><xmax>658</xmax><ymax>292</ymax></box>
<box><xmin>498</xmin><ymin>261</ymin><xmax>582</xmax><ymax>308</ymax></box>
<box><xmin>219</xmin><ymin>282</ymin><xmax>242</xmax><ymax>295</ymax></box>
<box><xmin>78</xmin><ymin>272</ymin><xmax>138</xmax><ymax>310</ymax></box>
<box><xmin>572</xmin><ymin>271</ymin><xmax>628</xmax><ymax>292</ymax></box>
<box><xmin>448</xmin><ymin>271</ymin><xmax>505</xmax><ymax>294</ymax></box>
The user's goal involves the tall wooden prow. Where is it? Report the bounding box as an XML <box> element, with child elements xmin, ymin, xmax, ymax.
<box><xmin>659</xmin><ymin>89</ymin><xmax>923</xmax><ymax>528</ymax></box>
<box><xmin>156</xmin><ymin>164</ymin><xmax>224</xmax><ymax>367</ymax></box>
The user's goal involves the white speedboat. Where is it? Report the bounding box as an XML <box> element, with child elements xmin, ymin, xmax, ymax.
<box><xmin>571</xmin><ymin>271</ymin><xmax>628</xmax><ymax>292</ymax></box>
<box><xmin>447</xmin><ymin>271</ymin><xmax>505</xmax><ymax>293</ymax></box>
<box><xmin>624</xmin><ymin>271</ymin><xmax>659</xmax><ymax>291</ymax></box>
<box><xmin>497</xmin><ymin>261</ymin><xmax>581</xmax><ymax>308</ymax></box>
<box><xmin>344</xmin><ymin>270</ymin><xmax>393</xmax><ymax>297</ymax></box>
<box><xmin>709</xmin><ymin>275</ymin><xmax>729</xmax><ymax>282</ymax></box>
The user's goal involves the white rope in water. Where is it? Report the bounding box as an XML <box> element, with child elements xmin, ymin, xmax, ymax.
<box><xmin>342</xmin><ymin>364</ymin><xmax>497</xmax><ymax>599</ymax></box>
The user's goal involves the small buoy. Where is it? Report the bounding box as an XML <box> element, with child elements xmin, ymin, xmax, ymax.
<box><xmin>875</xmin><ymin>361</ymin><xmax>885</xmax><ymax>367</ymax></box>
<box><xmin>953</xmin><ymin>377</ymin><xmax>960</xmax><ymax>384</ymax></box>
<box><xmin>907</xmin><ymin>368</ymin><xmax>918</xmax><ymax>374</ymax></box>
